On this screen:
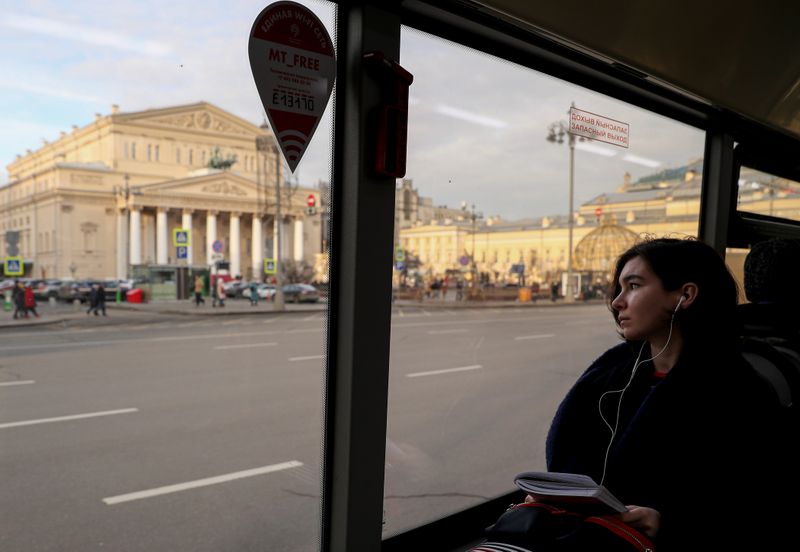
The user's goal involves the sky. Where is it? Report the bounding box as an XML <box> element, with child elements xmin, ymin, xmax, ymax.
<box><xmin>0</xmin><ymin>0</ymin><xmax>706</xmax><ymax>221</ymax></box>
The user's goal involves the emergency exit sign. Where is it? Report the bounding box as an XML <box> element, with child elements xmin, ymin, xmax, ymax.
<box><xmin>569</xmin><ymin>107</ymin><xmax>629</xmax><ymax>148</ymax></box>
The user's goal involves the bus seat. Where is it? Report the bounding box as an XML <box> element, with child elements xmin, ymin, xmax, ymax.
<box><xmin>741</xmin><ymin>337</ymin><xmax>799</xmax><ymax>409</ymax></box>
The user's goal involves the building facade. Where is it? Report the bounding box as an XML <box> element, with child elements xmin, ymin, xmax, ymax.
<box><xmin>1</xmin><ymin>102</ymin><xmax>322</xmax><ymax>280</ymax></box>
<box><xmin>398</xmin><ymin>163</ymin><xmax>800</xmax><ymax>288</ymax></box>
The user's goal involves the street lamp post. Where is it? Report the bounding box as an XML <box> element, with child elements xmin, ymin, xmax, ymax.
<box><xmin>460</xmin><ymin>201</ymin><xmax>482</xmax><ymax>289</ymax></box>
<box><xmin>546</xmin><ymin>109</ymin><xmax>580</xmax><ymax>303</ymax></box>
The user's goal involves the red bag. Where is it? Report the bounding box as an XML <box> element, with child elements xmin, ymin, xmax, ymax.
<box><xmin>477</xmin><ymin>502</ymin><xmax>655</xmax><ymax>552</ymax></box>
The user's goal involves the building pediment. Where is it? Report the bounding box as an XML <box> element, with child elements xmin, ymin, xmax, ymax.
<box><xmin>138</xmin><ymin>172</ymin><xmax>264</xmax><ymax>199</ymax></box>
<box><xmin>115</xmin><ymin>102</ymin><xmax>265</xmax><ymax>138</ymax></box>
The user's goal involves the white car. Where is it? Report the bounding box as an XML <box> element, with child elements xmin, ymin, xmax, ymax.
<box><xmin>241</xmin><ymin>283</ymin><xmax>276</xmax><ymax>300</ymax></box>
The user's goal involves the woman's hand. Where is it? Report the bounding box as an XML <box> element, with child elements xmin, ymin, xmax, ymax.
<box><xmin>619</xmin><ymin>505</ymin><xmax>660</xmax><ymax>537</ymax></box>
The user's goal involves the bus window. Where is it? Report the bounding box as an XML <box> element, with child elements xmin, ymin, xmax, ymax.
<box><xmin>383</xmin><ymin>25</ymin><xmax>706</xmax><ymax>538</ymax></box>
<box><xmin>736</xmin><ymin>167</ymin><xmax>800</xmax><ymax>221</ymax></box>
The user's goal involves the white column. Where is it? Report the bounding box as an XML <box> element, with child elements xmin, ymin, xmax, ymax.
<box><xmin>156</xmin><ymin>209</ymin><xmax>168</xmax><ymax>265</ymax></box>
<box><xmin>273</xmin><ymin>216</ymin><xmax>279</xmax><ymax>260</ymax></box>
<box><xmin>206</xmin><ymin>211</ymin><xmax>217</xmax><ymax>265</ymax></box>
<box><xmin>251</xmin><ymin>215</ymin><xmax>263</xmax><ymax>280</ymax></box>
<box><xmin>129</xmin><ymin>208</ymin><xmax>142</xmax><ymax>265</ymax></box>
<box><xmin>230</xmin><ymin>213</ymin><xmax>241</xmax><ymax>277</ymax></box>
<box><xmin>293</xmin><ymin>218</ymin><xmax>304</xmax><ymax>262</ymax></box>
<box><xmin>116</xmin><ymin>209</ymin><xmax>128</xmax><ymax>278</ymax></box>
<box><xmin>181</xmin><ymin>210</ymin><xmax>193</xmax><ymax>265</ymax></box>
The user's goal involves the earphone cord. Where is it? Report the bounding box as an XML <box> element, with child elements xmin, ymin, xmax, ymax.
<box><xmin>598</xmin><ymin>310</ymin><xmax>678</xmax><ymax>486</ymax></box>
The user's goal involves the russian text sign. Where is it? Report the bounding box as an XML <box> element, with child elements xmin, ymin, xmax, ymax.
<box><xmin>249</xmin><ymin>1</ymin><xmax>336</xmax><ymax>173</ymax></box>
<box><xmin>569</xmin><ymin>107</ymin><xmax>629</xmax><ymax>148</ymax></box>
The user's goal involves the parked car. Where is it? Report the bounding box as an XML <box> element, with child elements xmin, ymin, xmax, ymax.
<box><xmin>33</xmin><ymin>279</ymin><xmax>62</xmax><ymax>301</ymax></box>
<box><xmin>223</xmin><ymin>280</ymin><xmax>249</xmax><ymax>298</ymax></box>
<box><xmin>241</xmin><ymin>283</ymin><xmax>276</xmax><ymax>300</ymax></box>
<box><xmin>282</xmin><ymin>283</ymin><xmax>320</xmax><ymax>303</ymax></box>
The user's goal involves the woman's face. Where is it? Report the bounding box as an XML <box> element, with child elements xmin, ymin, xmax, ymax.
<box><xmin>611</xmin><ymin>256</ymin><xmax>680</xmax><ymax>342</ymax></box>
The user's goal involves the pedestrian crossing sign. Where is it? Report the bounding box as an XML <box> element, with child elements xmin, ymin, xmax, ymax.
<box><xmin>395</xmin><ymin>246</ymin><xmax>405</xmax><ymax>262</ymax></box>
<box><xmin>173</xmin><ymin>228</ymin><xmax>191</xmax><ymax>247</ymax></box>
<box><xmin>4</xmin><ymin>256</ymin><xmax>23</xmax><ymax>276</ymax></box>
<box><xmin>264</xmin><ymin>258</ymin><xmax>276</xmax><ymax>274</ymax></box>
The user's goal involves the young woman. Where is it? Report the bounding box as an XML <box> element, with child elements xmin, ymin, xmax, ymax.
<box><xmin>544</xmin><ymin>237</ymin><xmax>790</xmax><ymax>550</ymax></box>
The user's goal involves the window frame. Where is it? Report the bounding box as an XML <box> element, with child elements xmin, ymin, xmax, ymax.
<box><xmin>321</xmin><ymin>2</ymin><xmax>800</xmax><ymax>552</ymax></box>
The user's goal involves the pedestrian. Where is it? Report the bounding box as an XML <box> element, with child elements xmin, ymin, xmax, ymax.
<box><xmin>249</xmin><ymin>280</ymin><xmax>259</xmax><ymax>306</ymax></box>
<box><xmin>216</xmin><ymin>277</ymin><xmax>226</xmax><ymax>307</ymax></box>
<box><xmin>12</xmin><ymin>281</ymin><xmax>26</xmax><ymax>319</ymax></box>
<box><xmin>194</xmin><ymin>275</ymin><xmax>205</xmax><ymax>306</ymax></box>
<box><xmin>94</xmin><ymin>283</ymin><xmax>107</xmax><ymax>316</ymax></box>
<box><xmin>550</xmin><ymin>281</ymin><xmax>559</xmax><ymax>302</ymax></box>
<box><xmin>86</xmin><ymin>284</ymin><xmax>98</xmax><ymax>315</ymax></box>
<box><xmin>23</xmin><ymin>283</ymin><xmax>39</xmax><ymax>318</ymax></box>
<box><xmin>543</xmin><ymin>237</ymin><xmax>787</xmax><ymax>550</ymax></box>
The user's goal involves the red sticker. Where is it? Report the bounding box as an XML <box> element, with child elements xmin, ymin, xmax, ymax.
<box><xmin>248</xmin><ymin>1</ymin><xmax>335</xmax><ymax>173</ymax></box>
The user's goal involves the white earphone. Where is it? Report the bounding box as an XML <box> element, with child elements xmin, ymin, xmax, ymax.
<box><xmin>598</xmin><ymin>293</ymin><xmax>685</xmax><ymax>485</ymax></box>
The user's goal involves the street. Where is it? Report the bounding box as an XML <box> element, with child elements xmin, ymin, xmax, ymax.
<box><xmin>0</xmin><ymin>303</ymin><xmax>619</xmax><ymax>551</ymax></box>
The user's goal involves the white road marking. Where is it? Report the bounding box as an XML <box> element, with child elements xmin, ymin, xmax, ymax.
<box><xmin>422</xmin><ymin>309</ymin><xmax>432</xmax><ymax>316</ymax></box>
<box><xmin>428</xmin><ymin>329</ymin><xmax>468</xmax><ymax>335</ymax></box>
<box><xmin>289</xmin><ymin>355</ymin><xmax>325</xmax><ymax>362</ymax></box>
<box><xmin>0</xmin><ymin>330</ymin><xmax>281</xmax><ymax>352</ymax></box>
<box><xmin>514</xmin><ymin>333</ymin><xmax>555</xmax><ymax>340</ymax></box>
<box><xmin>214</xmin><ymin>342</ymin><xmax>277</xmax><ymax>350</ymax></box>
<box><xmin>286</xmin><ymin>328</ymin><xmax>324</xmax><ymax>334</ymax></box>
<box><xmin>0</xmin><ymin>380</ymin><xmax>35</xmax><ymax>387</ymax></box>
<box><xmin>263</xmin><ymin>318</ymin><xmax>278</xmax><ymax>324</ymax></box>
<box><xmin>407</xmin><ymin>364</ymin><xmax>483</xmax><ymax>378</ymax></box>
<box><xmin>302</xmin><ymin>313</ymin><xmax>322</xmax><ymax>321</ymax></box>
<box><xmin>222</xmin><ymin>319</ymin><xmax>245</xmax><ymax>326</ymax></box>
<box><xmin>0</xmin><ymin>408</ymin><xmax>138</xmax><ymax>430</ymax></box>
<box><xmin>397</xmin><ymin>309</ymin><xmax>405</xmax><ymax>318</ymax></box>
<box><xmin>178</xmin><ymin>321</ymin><xmax>209</xmax><ymax>328</ymax></box>
<box><xmin>103</xmin><ymin>460</ymin><xmax>303</xmax><ymax>505</ymax></box>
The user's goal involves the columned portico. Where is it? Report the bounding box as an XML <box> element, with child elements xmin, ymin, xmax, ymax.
<box><xmin>252</xmin><ymin>215</ymin><xmax>263</xmax><ymax>280</ymax></box>
<box><xmin>182</xmin><ymin>210</ymin><xmax>193</xmax><ymax>264</ymax></box>
<box><xmin>230</xmin><ymin>212</ymin><xmax>241</xmax><ymax>277</ymax></box>
<box><xmin>156</xmin><ymin>208</ymin><xmax>168</xmax><ymax>264</ymax></box>
<box><xmin>129</xmin><ymin>208</ymin><xmax>142</xmax><ymax>265</ymax></box>
<box><xmin>206</xmin><ymin>211</ymin><xmax>217</xmax><ymax>265</ymax></box>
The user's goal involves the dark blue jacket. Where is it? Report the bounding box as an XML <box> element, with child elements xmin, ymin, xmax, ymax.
<box><xmin>546</xmin><ymin>341</ymin><xmax>792</xmax><ymax>550</ymax></box>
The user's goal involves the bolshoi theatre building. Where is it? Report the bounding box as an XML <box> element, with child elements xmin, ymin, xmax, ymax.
<box><xmin>1</xmin><ymin>102</ymin><xmax>323</xmax><ymax>282</ymax></box>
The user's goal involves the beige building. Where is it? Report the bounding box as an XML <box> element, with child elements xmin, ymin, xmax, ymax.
<box><xmin>1</xmin><ymin>102</ymin><xmax>323</xmax><ymax>280</ymax></box>
<box><xmin>398</xmin><ymin>162</ymin><xmax>800</xmax><ymax>287</ymax></box>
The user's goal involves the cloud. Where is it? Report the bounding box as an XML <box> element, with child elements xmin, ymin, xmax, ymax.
<box><xmin>432</xmin><ymin>104</ymin><xmax>508</xmax><ymax>129</ymax></box>
<box><xmin>0</xmin><ymin>14</ymin><xmax>171</xmax><ymax>56</ymax></box>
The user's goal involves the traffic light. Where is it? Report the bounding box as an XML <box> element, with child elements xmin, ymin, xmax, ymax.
<box><xmin>5</xmin><ymin>230</ymin><xmax>19</xmax><ymax>256</ymax></box>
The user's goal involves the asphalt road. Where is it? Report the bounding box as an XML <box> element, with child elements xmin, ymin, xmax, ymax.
<box><xmin>0</xmin><ymin>304</ymin><xmax>619</xmax><ymax>551</ymax></box>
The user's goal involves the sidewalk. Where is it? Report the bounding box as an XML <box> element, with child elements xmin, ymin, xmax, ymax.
<box><xmin>111</xmin><ymin>298</ymin><xmax>327</xmax><ymax>316</ymax></box>
<box><xmin>0</xmin><ymin>298</ymin><xmax>327</xmax><ymax>329</ymax></box>
<box><xmin>1</xmin><ymin>296</ymin><xmax>605</xmax><ymax>329</ymax></box>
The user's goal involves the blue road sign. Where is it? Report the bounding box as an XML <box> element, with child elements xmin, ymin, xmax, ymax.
<box><xmin>4</xmin><ymin>256</ymin><xmax>23</xmax><ymax>276</ymax></box>
<box><xmin>173</xmin><ymin>229</ymin><xmax>190</xmax><ymax>246</ymax></box>
<box><xmin>176</xmin><ymin>246</ymin><xmax>188</xmax><ymax>260</ymax></box>
<box><xmin>395</xmin><ymin>261</ymin><xmax>406</xmax><ymax>271</ymax></box>
<box><xmin>212</xmin><ymin>240</ymin><xmax>224</xmax><ymax>253</ymax></box>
